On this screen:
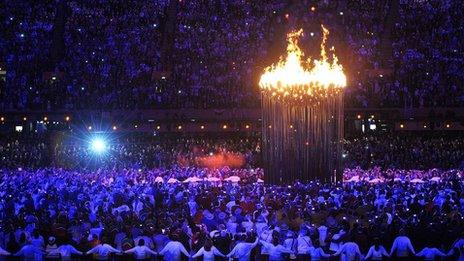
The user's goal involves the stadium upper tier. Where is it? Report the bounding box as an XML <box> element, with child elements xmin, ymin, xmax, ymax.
<box><xmin>1</xmin><ymin>0</ymin><xmax>463</xmax><ymax>110</ymax></box>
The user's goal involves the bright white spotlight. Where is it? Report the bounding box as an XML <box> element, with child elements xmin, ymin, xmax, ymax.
<box><xmin>90</xmin><ymin>138</ymin><xmax>106</xmax><ymax>153</ymax></box>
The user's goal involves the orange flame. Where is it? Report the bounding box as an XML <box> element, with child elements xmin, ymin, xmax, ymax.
<box><xmin>259</xmin><ymin>25</ymin><xmax>346</xmax><ymax>100</ymax></box>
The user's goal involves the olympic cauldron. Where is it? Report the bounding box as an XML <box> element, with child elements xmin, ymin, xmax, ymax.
<box><xmin>259</xmin><ymin>26</ymin><xmax>347</xmax><ymax>184</ymax></box>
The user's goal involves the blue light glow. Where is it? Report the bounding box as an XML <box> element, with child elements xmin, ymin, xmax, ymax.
<box><xmin>90</xmin><ymin>137</ymin><xmax>106</xmax><ymax>153</ymax></box>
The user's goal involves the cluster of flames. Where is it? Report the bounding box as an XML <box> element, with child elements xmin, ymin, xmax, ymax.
<box><xmin>259</xmin><ymin>25</ymin><xmax>347</xmax><ymax>102</ymax></box>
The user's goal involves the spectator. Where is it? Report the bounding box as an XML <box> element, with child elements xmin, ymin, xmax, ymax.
<box><xmin>364</xmin><ymin>238</ymin><xmax>389</xmax><ymax>260</ymax></box>
<box><xmin>192</xmin><ymin>238</ymin><xmax>226</xmax><ymax>261</ymax></box>
<box><xmin>124</xmin><ymin>238</ymin><xmax>158</xmax><ymax>260</ymax></box>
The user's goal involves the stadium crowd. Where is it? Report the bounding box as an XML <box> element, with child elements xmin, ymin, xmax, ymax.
<box><xmin>0</xmin><ymin>166</ymin><xmax>463</xmax><ymax>260</ymax></box>
<box><xmin>2</xmin><ymin>133</ymin><xmax>464</xmax><ymax>171</ymax></box>
<box><xmin>1</xmin><ymin>0</ymin><xmax>464</xmax><ymax>260</ymax></box>
<box><xmin>343</xmin><ymin>134</ymin><xmax>464</xmax><ymax>170</ymax></box>
<box><xmin>0</xmin><ymin>133</ymin><xmax>463</xmax><ymax>260</ymax></box>
<box><xmin>2</xmin><ymin>0</ymin><xmax>464</xmax><ymax>110</ymax></box>
<box><xmin>0</xmin><ymin>134</ymin><xmax>261</xmax><ymax>170</ymax></box>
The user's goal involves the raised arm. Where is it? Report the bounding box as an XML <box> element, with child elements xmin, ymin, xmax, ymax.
<box><xmin>333</xmin><ymin>243</ymin><xmax>346</xmax><ymax>256</ymax></box>
<box><xmin>365</xmin><ymin>246</ymin><xmax>374</xmax><ymax>260</ymax></box>
<box><xmin>447</xmin><ymin>247</ymin><xmax>457</xmax><ymax>257</ymax></box>
<box><xmin>87</xmin><ymin>245</ymin><xmax>100</xmax><ymax>254</ymax></box>
<box><xmin>106</xmin><ymin>245</ymin><xmax>120</xmax><ymax>253</ymax></box>
<box><xmin>212</xmin><ymin>246</ymin><xmax>226</xmax><ymax>257</ymax></box>
<box><xmin>34</xmin><ymin>246</ymin><xmax>45</xmax><ymax>255</ymax></box>
<box><xmin>415</xmin><ymin>248</ymin><xmax>425</xmax><ymax>257</ymax></box>
<box><xmin>124</xmin><ymin>247</ymin><xmax>137</xmax><ymax>254</ymax></box>
<box><xmin>14</xmin><ymin>248</ymin><xmax>25</xmax><ymax>257</ymax></box>
<box><xmin>48</xmin><ymin>248</ymin><xmax>60</xmax><ymax>255</ymax></box>
<box><xmin>434</xmin><ymin>248</ymin><xmax>446</xmax><ymax>257</ymax></box>
<box><xmin>192</xmin><ymin>247</ymin><xmax>204</xmax><ymax>259</ymax></box>
<box><xmin>250</xmin><ymin>236</ymin><xmax>259</xmax><ymax>248</ymax></box>
<box><xmin>277</xmin><ymin>245</ymin><xmax>293</xmax><ymax>254</ymax></box>
<box><xmin>380</xmin><ymin>246</ymin><xmax>390</xmax><ymax>257</ymax></box>
<box><xmin>144</xmin><ymin>246</ymin><xmax>157</xmax><ymax>256</ymax></box>
<box><xmin>227</xmin><ymin>244</ymin><xmax>239</xmax><ymax>258</ymax></box>
<box><xmin>407</xmin><ymin>239</ymin><xmax>415</xmax><ymax>255</ymax></box>
<box><xmin>355</xmin><ymin>244</ymin><xmax>362</xmax><ymax>258</ymax></box>
<box><xmin>318</xmin><ymin>248</ymin><xmax>331</xmax><ymax>258</ymax></box>
<box><xmin>389</xmin><ymin>239</ymin><xmax>398</xmax><ymax>256</ymax></box>
<box><xmin>0</xmin><ymin>247</ymin><xmax>10</xmax><ymax>255</ymax></box>
<box><xmin>179</xmin><ymin>243</ymin><xmax>190</xmax><ymax>257</ymax></box>
<box><xmin>260</xmin><ymin>240</ymin><xmax>272</xmax><ymax>250</ymax></box>
<box><xmin>159</xmin><ymin>243</ymin><xmax>169</xmax><ymax>255</ymax></box>
<box><xmin>16</xmin><ymin>246</ymin><xmax>43</xmax><ymax>256</ymax></box>
<box><xmin>69</xmin><ymin>246</ymin><xmax>83</xmax><ymax>255</ymax></box>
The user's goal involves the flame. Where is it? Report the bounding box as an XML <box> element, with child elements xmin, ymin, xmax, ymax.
<box><xmin>259</xmin><ymin>25</ymin><xmax>346</xmax><ymax>101</ymax></box>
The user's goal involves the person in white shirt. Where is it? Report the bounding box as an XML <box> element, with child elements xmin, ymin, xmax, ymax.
<box><xmin>15</xmin><ymin>244</ymin><xmax>44</xmax><ymax>261</ymax></box>
<box><xmin>329</xmin><ymin>229</ymin><xmax>346</xmax><ymax>253</ymax></box>
<box><xmin>317</xmin><ymin>225</ymin><xmax>328</xmax><ymax>247</ymax></box>
<box><xmin>153</xmin><ymin>230</ymin><xmax>170</xmax><ymax>252</ymax></box>
<box><xmin>255</xmin><ymin>215</ymin><xmax>268</xmax><ymax>236</ymax></box>
<box><xmin>48</xmin><ymin>241</ymin><xmax>83</xmax><ymax>261</ymax></box>
<box><xmin>89</xmin><ymin>223</ymin><xmax>103</xmax><ymax>241</ymax></box>
<box><xmin>260</xmin><ymin>236</ymin><xmax>293</xmax><ymax>261</ymax></box>
<box><xmin>192</xmin><ymin>239</ymin><xmax>225</xmax><ymax>261</ymax></box>
<box><xmin>296</xmin><ymin>229</ymin><xmax>312</xmax><ymax>259</ymax></box>
<box><xmin>226</xmin><ymin>216</ymin><xmax>238</xmax><ymax>235</ymax></box>
<box><xmin>45</xmin><ymin>237</ymin><xmax>58</xmax><ymax>254</ymax></box>
<box><xmin>30</xmin><ymin>230</ymin><xmax>45</xmax><ymax>249</ymax></box>
<box><xmin>134</xmin><ymin>235</ymin><xmax>154</xmax><ymax>249</ymax></box>
<box><xmin>389</xmin><ymin>231</ymin><xmax>415</xmax><ymax>259</ymax></box>
<box><xmin>241</xmin><ymin>215</ymin><xmax>255</xmax><ymax>233</ymax></box>
<box><xmin>124</xmin><ymin>238</ymin><xmax>158</xmax><ymax>260</ymax></box>
<box><xmin>415</xmin><ymin>247</ymin><xmax>446</xmax><ymax>260</ymax></box>
<box><xmin>158</xmin><ymin>238</ymin><xmax>190</xmax><ymax>261</ymax></box>
<box><xmin>113</xmin><ymin>231</ymin><xmax>126</xmax><ymax>250</ymax></box>
<box><xmin>30</xmin><ymin>230</ymin><xmax>45</xmax><ymax>261</ymax></box>
<box><xmin>227</xmin><ymin>235</ymin><xmax>259</xmax><ymax>261</ymax></box>
<box><xmin>282</xmin><ymin>231</ymin><xmax>296</xmax><ymax>254</ymax></box>
<box><xmin>364</xmin><ymin>238</ymin><xmax>389</xmax><ymax>260</ymax></box>
<box><xmin>333</xmin><ymin>241</ymin><xmax>362</xmax><ymax>261</ymax></box>
<box><xmin>87</xmin><ymin>238</ymin><xmax>121</xmax><ymax>260</ymax></box>
<box><xmin>260</xmin><ymin>227</ymin><xmax>276</xmax><ymax>258</ymax></box>
<box><xmin>187</xmin><ymin>196</ymin><xmax>198</xmax><ymax>216</ymax></box>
